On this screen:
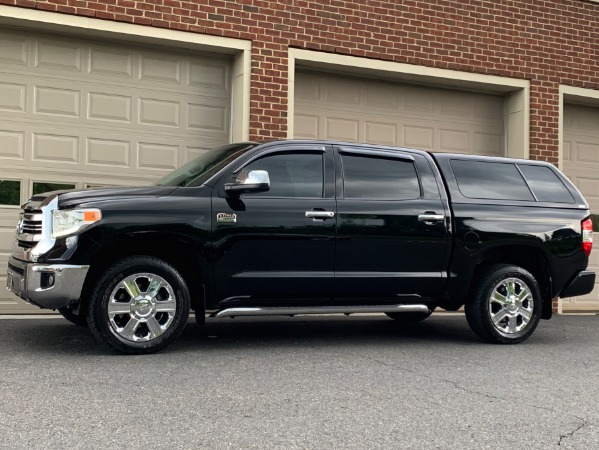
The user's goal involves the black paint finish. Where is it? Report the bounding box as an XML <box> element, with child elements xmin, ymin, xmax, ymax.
<box><xmin>24</xmin><ymin>140</ymin><xmax>594</xmax><ymax>314</ymax></box>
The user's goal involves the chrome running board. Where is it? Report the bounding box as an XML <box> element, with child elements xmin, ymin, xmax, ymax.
<box><xmin>211</xmin><ymin>304</ymin><xmax>430</xmax><ymax>319</ymax></box>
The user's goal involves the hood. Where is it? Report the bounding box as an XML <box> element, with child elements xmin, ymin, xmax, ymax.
<box><xmin>24</xmin><ymin>186</ymin><xmax>179</xmax><ymax>210</ymax></box>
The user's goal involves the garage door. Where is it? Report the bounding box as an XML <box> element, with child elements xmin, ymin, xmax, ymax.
<box><xmin>562</xmin><ymin>104</ymin><xmax>599</xmax><ymax>312</ymax></box>
<box><xmin>294</xmin><ymin>72</ymin><xmax>504</xmax><ymax>155</ymax></box>
<box><xmin>0</xmin><ymin>29</ymin><xmax>232</xmax><ymax>313</ymax></box>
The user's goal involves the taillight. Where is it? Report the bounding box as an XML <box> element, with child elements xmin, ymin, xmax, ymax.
<box><xmin>582</xmin><ymin>217</ymin><xmax>593</xmax><ymax>257</ymax></box>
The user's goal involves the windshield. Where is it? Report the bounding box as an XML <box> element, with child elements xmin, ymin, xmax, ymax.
<box><xmin>156</xmin><ymin>143</ymin><xmax>258</xmax><ymax>187</ymax></box>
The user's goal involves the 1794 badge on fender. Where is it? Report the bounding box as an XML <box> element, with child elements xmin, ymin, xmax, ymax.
<box><xmin>216</xmin><ymin>213</ymin><xmax>237</xmax><ymax>223</ymax></box>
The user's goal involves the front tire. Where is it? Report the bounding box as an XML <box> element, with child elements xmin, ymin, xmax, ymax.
<box><xmin>465</xmin><ymin>264</ymin><xmax>541</xmax><ymax>344</ymax></box>
<box><xmin>87</xmin><ymin>256</ymin><xmax>190</xmax><ymax>354</ymax></box>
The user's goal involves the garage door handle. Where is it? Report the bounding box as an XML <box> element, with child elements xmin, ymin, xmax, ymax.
<box><xmin>305</xmin><ymin>211</ymin><xmax>335</xmax><ymax>219</ymax></box>
<box><xmin>418</xmin><ymin>213</ymin><xmax>444</xmax><ymax>224</ymax></box>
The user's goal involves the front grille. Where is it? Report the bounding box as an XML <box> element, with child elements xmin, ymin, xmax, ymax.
<box><xmin>20</xmin><ymin>212</ymin><xmax>43</xmax><ymax>235</ymax></box>
<box><xmin>16</xmin><ymin>210</ymin><xmax>44</xmax><ymax>250</ymax></box>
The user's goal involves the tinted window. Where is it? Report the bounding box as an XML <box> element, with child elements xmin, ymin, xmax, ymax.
<box><xmin>341</xmin><ymin>154</ymin><xmax>420</xmax><ymax>200</ymax></box>
<box><xmin>0</xmin><ymin>180</ymin><xmax>20</xmax><ymax>206</ymax></box>
<box><xmin>450</xmin><ymin>160</ymin><xmax>534</xmax><ymax>201</ymax></box>
<box><xmin>157</xmin><ymin>143</ymin><xmax>257</xmax><ymax>187</ymax></box>
<box><xmin>32</xmin><ymin>182</ymin><xmax>76</xmax><ymax>196</ymax></box>
<box><xmin>518</xmin><ymin>165</ymin><xmax>574</xmax><ymax>203</ymax></box>
<box><xmin>242</xmin><ymin>152</ymin><xmax>323</xmax><ymax>198</ymax></box>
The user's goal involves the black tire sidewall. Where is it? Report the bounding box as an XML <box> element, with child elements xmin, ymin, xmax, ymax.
<box><xmin>88</xmin><ymin>256</ymin><xmax>190</xmax><ymax>354</ymax></box>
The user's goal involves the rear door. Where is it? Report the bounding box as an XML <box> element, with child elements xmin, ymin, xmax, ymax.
<box><xmin>334</xmin><ymin>146</ymin><xmax>451</xmax><ymax>301</ymax></box>
<box><xmin>211</xmin><ymin>144</ymin><xmax>336</xmax><ymax>303</ymax></box>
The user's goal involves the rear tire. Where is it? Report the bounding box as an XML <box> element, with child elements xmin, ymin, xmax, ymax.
<box><xmin>87</xmin><ymin>256</ymin><xmax>190</xmax><ymax>354</ymax></box>
<box><xmin>465</xmin><ymin>264</ymin><xmax>541</xmax><ymax>344</ymax></box>
<box><xmin>58</xmin><ymin>307</ymin><xmax>88</xmax><ymax>327</ymax></box>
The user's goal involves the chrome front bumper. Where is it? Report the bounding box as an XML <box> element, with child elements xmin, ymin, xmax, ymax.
<box><xmin>7</xmin><ymin>258</ymin><xmax>88</xmax><ymax>310</ymax></box>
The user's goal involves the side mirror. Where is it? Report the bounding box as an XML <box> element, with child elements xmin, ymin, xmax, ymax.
<box><xmin>225</xmin><ymin>170</ymin><xmax>271</xmax><ymax>195</ymax></box>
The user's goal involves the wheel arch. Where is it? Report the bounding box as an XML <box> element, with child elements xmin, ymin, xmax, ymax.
<box><xmin>468</xmin><ymin>245</ymin><xmax>553</xmax><ymax>320</ymax></box>
<box><xmin>79</xmin><ymin>234</ymin><xmax>205</xmax><ymax>318</ymax></box>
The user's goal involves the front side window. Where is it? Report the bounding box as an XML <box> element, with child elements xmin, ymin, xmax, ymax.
<box><xmin>341</xmin><ymin>154</ymin><xmax>420</xmax><ymax>200</ymax></box>
<box><xmin>240</xmin><ymin>152</ymin><xmax>324</xmax><ymax>198</ymax></box>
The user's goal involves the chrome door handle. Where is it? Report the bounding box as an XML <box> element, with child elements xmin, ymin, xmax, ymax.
<box><xmin>418</xmin><ymin>214</ymin><xmax>444</xmax><ymax>223</ymax></box>
<box><xmin>305</xmin><ymin>211</ymin><xmax>335</xmax><ymax>219</ymax></box>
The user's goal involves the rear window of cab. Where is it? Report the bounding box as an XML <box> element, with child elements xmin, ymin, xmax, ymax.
<box><xmin>450</xmin><ymin>160</ymin><xmax>575</xmax><ymax>204</ymax></box>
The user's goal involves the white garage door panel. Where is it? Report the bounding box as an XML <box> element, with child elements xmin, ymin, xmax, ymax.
<box><xmin>0</xmin><ymin>121</ymin><xmax>222</xmax><ymax>176</ymax></box>
<box><xmin>563</xmin><ymin>104</ymin><xmax>599</xmax><ymax>312</ymax></box>
<box><xmin>0</xmin><ymin>29</ymin><xmax>232</xmax><ymax>313</ymax></box>
<box><xmin>295</xmin><ymin>72</ymin><xmax>504</xmax><ymax>155</ymax></box>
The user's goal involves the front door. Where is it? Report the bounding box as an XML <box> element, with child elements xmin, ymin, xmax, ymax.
<box><xmin>211</xmin><ymin>145</ymin><xmax>336</xmax><ymax>305</ymax></box>
<box><xmin>334</xmin><ymin>146</ymin><xmax>450</xmax><ymax>301</ymax></box>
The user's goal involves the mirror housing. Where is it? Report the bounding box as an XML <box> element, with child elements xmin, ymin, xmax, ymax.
<box><xmin>225</xmin><ymin>170</ymin><xmax>271</xmax><ymax>195</ymax></box>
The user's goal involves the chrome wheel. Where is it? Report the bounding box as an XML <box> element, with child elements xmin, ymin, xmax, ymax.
<box><xmin>466</xmin><ymin>264</ymin><xmax>541</xmax><ymax>344</ymax></box>
<box><xmin>107</xmin><ymin>273</ymin><xmax>177</xmax><ymax>343</ymax></box>
<box><xmin>488</xmin><ymin>277</ymin><xmax>534</xmax><ymax>335</ymax></box>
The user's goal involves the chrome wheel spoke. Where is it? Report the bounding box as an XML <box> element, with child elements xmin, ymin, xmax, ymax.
<box><xmin>517</xmin><ymin>288</ymin><xmax>531</xmax><ymax>302</ymax></box>
<box><xmin>507</xmin><ymin>315</ymin><xmax>518</xmax><ymax>333</ymax></box>
<box><xmin>123</xmin><ymin>279</ymin><xmax>141</xmax><ymax>299</ymax></box>
<box><xmin>491</xmin><ymin>291</ymin><xmax>508</xmax><ymax>306</ymax></box>
<box><xmin>155</xmin><ymin>299</ymin><xmax>176</xmax><ymax>313</ymax></box>
<box><xmin>108</xmin><ymin>301</ymin><xmax>131</xmax><ymax>316</ymax></box>
<box><xmin>491</xmin><ymin>308</ymin><xmax>508</xmax><ymax>326</ymax></box>
<box><xmin>121</xmin><ymin>317</ymin><xmax>140</xmax><ymax>339</ymax></box>
<box><xmin>506</xmin><ymin>280</ymin><xmax>516</xmax><ymax>297</ymax></box>
<box><xmin>519</xmin><ymin>307</ymin><xmax>532</xmax><ymax>322</ymax></box>
<box><xmin>146</xmin><ymin>277</ymin><xmax>164</xmax><ymax>299</ymax></box>
<box><xmin>146</xmin><ymin>317</ymin><xmax>164</xmax><ymax>339</ymax></box>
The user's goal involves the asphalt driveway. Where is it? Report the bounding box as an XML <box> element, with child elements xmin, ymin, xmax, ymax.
<box><xmin>1</xmin><ymin>314</ymin><xmax>598</xmax><ymax>449</ymax></box>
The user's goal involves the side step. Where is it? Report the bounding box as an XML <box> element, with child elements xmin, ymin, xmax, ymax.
<box><xmin>211</xmin><ymin>304</ymin><xmax>430</xmax><ymax>319</ymax></box>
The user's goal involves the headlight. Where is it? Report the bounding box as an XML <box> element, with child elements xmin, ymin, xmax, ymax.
<box><xmin>51</xmin><ymin>209</ymin><xmax>102</xmax><ymax>238</ymax></box>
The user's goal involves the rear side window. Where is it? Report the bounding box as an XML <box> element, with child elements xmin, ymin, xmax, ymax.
<box><xmin>450</xmin><ymin>160</ymin><xmax>534</xmax><ymax>201</ymax></box>
<box><xmin>517</xmin><ymin>165</ymin><xmax>575</xmax><ymax>203</ymax></box>
<box><xmin>341</xmin><ymin>154</ymin><xmax>420</xmax><ymax>200</ymax></box>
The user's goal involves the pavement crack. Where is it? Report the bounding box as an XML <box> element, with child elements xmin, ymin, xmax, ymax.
<box><xmin>358</xmin><ymin>352</ymin><xmax>596</xmax><ymax>441</ymax></box>
<box><xmin>358</xmin><ymin>353</ymin><xmax>502</xmax><ymax>402</ymax></box>
<box><xmin>557</xmin><ymin>417</ymin><xmax>588</xmax><ymax>447</ymax></box>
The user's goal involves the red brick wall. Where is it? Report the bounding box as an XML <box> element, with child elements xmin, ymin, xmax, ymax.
<box><xmin>2</xmin><ymin>0</ymin><xmax>598</xmax><ymax>162</ymax></box>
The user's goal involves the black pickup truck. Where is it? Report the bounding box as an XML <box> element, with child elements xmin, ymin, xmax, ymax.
<box><xmin>6</xmin><ymin>140</ymin><xmax>596</xmax><ymax>353</ymax></box>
